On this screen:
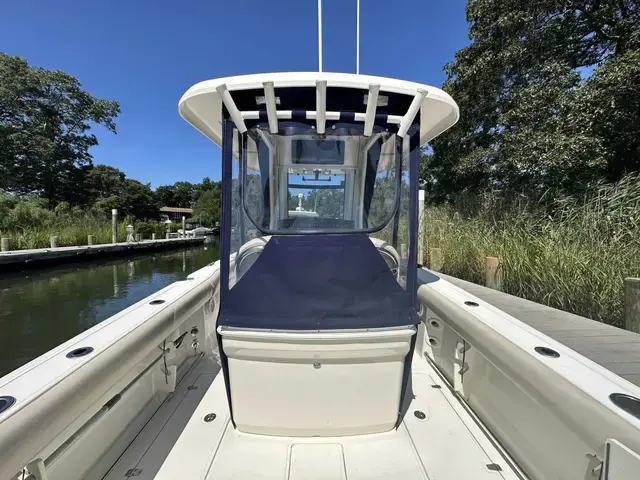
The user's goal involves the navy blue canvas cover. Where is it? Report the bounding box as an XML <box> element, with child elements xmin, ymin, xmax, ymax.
<box><xmin>219</xmin><ymin>234</ymin><xmax>418</xmax><ymax>330</ymax></box>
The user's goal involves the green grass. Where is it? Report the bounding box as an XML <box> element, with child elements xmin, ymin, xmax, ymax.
<box><xmin>0</xmin><ymin>218</ymin><xmax>181</xmax><ymax>250</ymax></box>
<box><xmin>2</xmin><ymin>222</ymin><xmax>130</xmax><ymax>250</ymax></box>
<box><xmin>422</xmin><ymin>175</ymin><xmax>640</xmax><ymax>328</ymax></box>
<box><xmin>0</xmin><ymin>196</ymin><xmax>185</xmax><ymax>250</ymax></box>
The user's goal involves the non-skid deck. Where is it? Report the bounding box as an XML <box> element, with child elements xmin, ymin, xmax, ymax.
<box><xmin>426</xmin><ymin>270</ymin><xmax>640</xmax><ymax>387</ymax></box>
<box><xmin>150</xmin><ymin>354</ymin><xmax>523</xmax><ymax>480</ymax></box>
<box><xmin>103</xmin><ymin>355</ymin><xmax>221</xmax><ymax>480</ymax></box>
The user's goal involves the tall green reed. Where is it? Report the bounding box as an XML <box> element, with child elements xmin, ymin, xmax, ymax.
<box><xmin>422</xmin><ymin>174</ymin><xmax>640</xmax><ymax>327</ymax></box>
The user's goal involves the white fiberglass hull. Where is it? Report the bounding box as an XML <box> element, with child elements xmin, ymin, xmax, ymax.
<box><xmin>1</xmin><ymin>263</ymin><xmax>640</xmax><ymax>480</ymax></box>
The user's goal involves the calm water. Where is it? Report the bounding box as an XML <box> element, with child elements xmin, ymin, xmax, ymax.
<box><xmin>0</xmin><ymin>245</ymin><xmax>219</xmax><ymax>377</ymax></box>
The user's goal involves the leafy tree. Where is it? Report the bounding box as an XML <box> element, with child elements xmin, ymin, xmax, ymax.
<box><xmin>193</xmin><ymin>187</ymin><xmax>221</xmax><ymax>227</ymax></box>
<box><xmin>195</xmin><ymin>176</ymin><xmax>216</xmax><ymax>198</ymax></box>
<box><xmin>574</xmin><ymin>50</ymin><xmax>640</xmax><ymax>181</ymax></box>
<box><xmin>424</xmin><ymin>0</ymin><xmax>640</xmax><ymax>203</ymax></box>
<box><xmin>0</xmin><ymin>53</ymin><xmax>120</xmax><ymax>206</ymax></box>
<box><xmin>172</xmin><ymin>181</ymin><xmax>196</xmax><ymax>207</ymax></box>
<box><xmin>155</xmin><ymin>185</ymin><xmax>176</xmax><ymax>207</ymax></box>
<box><xmin>86</xmin><ymin>164</ymin><xmax>126</xmax><ymax>200</ymax></box>
<box><xmin>154</xmin><ymin>181</ymin><xmax>199</xmax><ymax>207</ymax></box>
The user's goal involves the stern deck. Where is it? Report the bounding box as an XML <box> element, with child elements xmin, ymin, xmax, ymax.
<box><xmin>105</xmin><ymin>354</ymin><xmax>524</xmax><ymax>480</ymax></box>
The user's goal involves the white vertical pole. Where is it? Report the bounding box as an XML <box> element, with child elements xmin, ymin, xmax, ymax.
<box><xmin>356</xmin><ymin>0</ymin><xmax>360</xmax><ymax>74</ymax></box>
<box><xmin>318</xmin><ymin>0</ymin><xmax>323</xmax><ymax>72</ymax></box>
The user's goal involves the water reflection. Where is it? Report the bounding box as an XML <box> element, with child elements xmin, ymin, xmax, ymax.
<box><xmin>0</xmin><ymin>246</ymin><xmax>219</xmax><ymax>377</ymax></box>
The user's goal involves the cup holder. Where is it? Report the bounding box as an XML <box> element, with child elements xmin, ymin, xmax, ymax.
<box><xmin>66</xmin><ymin>346</ymin><xmax>94</xmax><ymax>358</ymax></box>
<box><xmin>0</xmin><ymin>396</ymin><xmax>16</xmax><ymax>414</ymax></box>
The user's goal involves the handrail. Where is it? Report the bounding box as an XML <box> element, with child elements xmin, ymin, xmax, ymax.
<box><xmin>0</xmin><ymin>264</ymin><xmax>219</xmax><ymax>479</ymax></box>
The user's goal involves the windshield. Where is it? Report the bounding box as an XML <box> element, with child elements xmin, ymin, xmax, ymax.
<box><xmin>242</xmin><ymin>122</ymin><xmax>402</xmax><ymax>234</ymax></box>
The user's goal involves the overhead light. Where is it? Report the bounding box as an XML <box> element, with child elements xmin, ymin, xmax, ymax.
<box><xmin>256</xmin><ymin>95</ymin><xmax>280</xmax><ymax>106</ymax></box>
<box><xmin>363</xmin><ymin>93</ymin><xmax>388</xmax><ymax>106</ymax></box>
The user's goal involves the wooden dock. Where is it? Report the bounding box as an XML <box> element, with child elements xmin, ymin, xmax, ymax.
<box><xmin>0</xmin><ymin>238</ymin><xmax>205</xmax><ymax>271</ymax></box>
<box><xmin>419</xmin><ymin>269</ymin><xmax>640</xmax><ymax>388</ymax></box>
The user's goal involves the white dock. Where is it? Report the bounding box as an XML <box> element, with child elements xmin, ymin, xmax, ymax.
<box><xmin>0</xmin><ymin>238</ymin><xmax>205</xmax><ymax>270</ymax></box>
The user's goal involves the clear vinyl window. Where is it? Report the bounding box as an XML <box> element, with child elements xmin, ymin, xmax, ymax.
<box><xmin>242</xmin><ymin>122</ymin><xmax>402</xmax><ymax>234</ymax></box>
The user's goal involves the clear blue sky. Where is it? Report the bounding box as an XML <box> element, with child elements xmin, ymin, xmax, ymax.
<box><xmin>1</xmin><ymin>0</ymin><xmax>468</xmax><ymax>188</ymax></box>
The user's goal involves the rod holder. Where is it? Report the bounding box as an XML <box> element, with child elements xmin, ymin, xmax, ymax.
<box><xmin>363</xmin><ymin>84</ymin><xmax>380</xmax><ymax>137</ymax></box>
<box><xmin>398</xmin><ymin>88</ymin><xmax>428</xmax><ymax>138</ymax></box>
<box><xmin>316</xmin><ymin>80</ymin><xmax>327</xmax><ymax>135</ymax></box>
<box><xmin>216</xmin><ymin>83</ymin><xmax>247</xmax><ymax>133</ymax></box>
<box><xmin>263</xmin><ymin>81</ymin><xmax>278</xmax><ymax>134</ymax></box>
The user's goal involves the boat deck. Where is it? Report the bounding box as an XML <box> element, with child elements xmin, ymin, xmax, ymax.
<box><xmin>425</xmin><ymin>270</ymin><xmax>640</xmax><ymax>388</ymax></box>
<box><xmin>104</xmin><ymin>353</ymin><xmax>523</xmax><ymax>480</ymax></box>
<box><xmin>103</xmin><ymin>355</ymin><xmax>221</xmax><ymax>480</ymax></box>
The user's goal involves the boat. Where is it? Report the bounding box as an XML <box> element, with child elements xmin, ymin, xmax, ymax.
<box><xmin>2</xmin><ymin>8</ymin><xmax>640</xmax><ymax>480</ymax></box>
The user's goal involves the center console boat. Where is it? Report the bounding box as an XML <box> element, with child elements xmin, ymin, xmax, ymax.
<box><xmin>1</xmin><ymin>71</ymin><xmax>639</xmax><ymax>480</ymax></box>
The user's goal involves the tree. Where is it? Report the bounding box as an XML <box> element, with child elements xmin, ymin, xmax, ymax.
<box><xmin>0</xmin><ymin>53</ymin><xmax>120</xmax><ymax>206</ymax></box>
<box><xmin>155</xmin><ymin>185</ymin><xmax>176</xmax><ymax>207</ymax></box>
<box><xmin>574</xmin><ymin>50</ymin><xmax>640</xmax><ymax>182</ymax></box>
<box><xmin>154</xmin><ymin>181</ymin><xmax>198</xmax><ymax>207</ymax></box>
<box><xmin>171</xmin><ymin>181</ymin><xmax>196</xmax><ymax>207</ymax></box>
<box><xmin>93</xmin><ymin>179</ymin><xmax>159</xmax><ymax>220</ymax></box>
<box><xmin>423</xmin><ymin>0</ymin><xmax>640</xmax><ymax>203</ymax></box>
<box><xmin>86</xmin><ymin>164</ymin><xmax>126</xmax><ymax>200</ymax></box>
<box><xmin>119</xmin><ymin>179</ymin><xmax>159</xmax><ymax>220</ymax></box>
<box><xmin>194</xmin><ymin>176</ymin><xmax>216</xmax><ymax>200</ymax></box>
<box><xmin>193</xmin><ymin>187</ymin><xmax>221</xmax><ymax>227</ymax></box>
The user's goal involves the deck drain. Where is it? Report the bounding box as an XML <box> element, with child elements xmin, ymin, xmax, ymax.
<box><xmin>464</xmin><ymin>301</ymin><xmax>479</xmax><ymax>307</ymax></box>
<box><xmin>66</xmin><ymin>346</ymin><xmax>94</xmax><ymax>358</ymax></box>
<box><xmin>534</xmin><ymin>346</ymin><xmax>560</xmax><ymax>358</ymax></box>
<box><xmin>125</xmin><ymin>468</ymin><xmax>142</xmax><ymax>477</ymax></box>
<box><xmin>431</xmin><ymin>384</ymin><xmax>442</xmax><ymax>389</ymax></box>
<box><xmin>187</xmin><ymin>385</ymin><xmax>199</xmax><ymax>390</ymax></box>
<box><xmin>0</xmin><ymin>396</ymin><xmax>16</xmax><ymax>414</ymax></box>
<box><xmin>204</xmin><ymin>413</ymin><xmax>217</xmax><ymax>422</ymax></box>
<box><xmin>609</xmin><ymin>393</ymin><xmax>640</xmax><ymax>420</ymax></box>
<box><xmin>149</xmin><ymin>299</ymin><xmax>165</xmax><ymax>305</ymax></box>
<box><xmin>486</xmin><ymin>464</ymin><xmax>502</xmax><ymax>471</ymax></box>
<box><xmin>414</xmin><ymin>410</ymin><xmax>426</xmax><ymax>420</ymax></box>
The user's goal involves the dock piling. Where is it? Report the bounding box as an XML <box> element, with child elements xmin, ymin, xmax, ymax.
<box><xmin>50</xmin><ymin>236</ymin><xmax>59</xmax><ymax>248</ymax></box>
<box><xmin>111</xmin><ymin>209</ymin><xmax>118</xmax><ymax>243</ymax></box>
<box><xmin>87</xmin><ymin>235</ymin><xmax>94</xmax><ymax>246</ymax></box>
<box><xmin>182</xmin><ymin>216</ymin><xmax>186</xmax><ymax>238</ymax></box>
<box><xmin>624</xmin><ymin>277</ymin><xmax>640</xmax><ymax>333</ymax></box>
<box><xmin>485</xmin><ymin>256</ymin><xmax>503</xmax><ymax>291</ymax></box>
<box><xmin>429</xmin><ymin>248</ymin><xmax>443</xmax><ymax>272</ymax></box>
<box><xmin>1</xmin><ymin>238</ymin><xmax>11</xmax><ymax>252</ymax></box>
<box><xmin>152</xmin><ymin>233</ymin><xmax>157</xmax><ymax>240</ymax></box>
